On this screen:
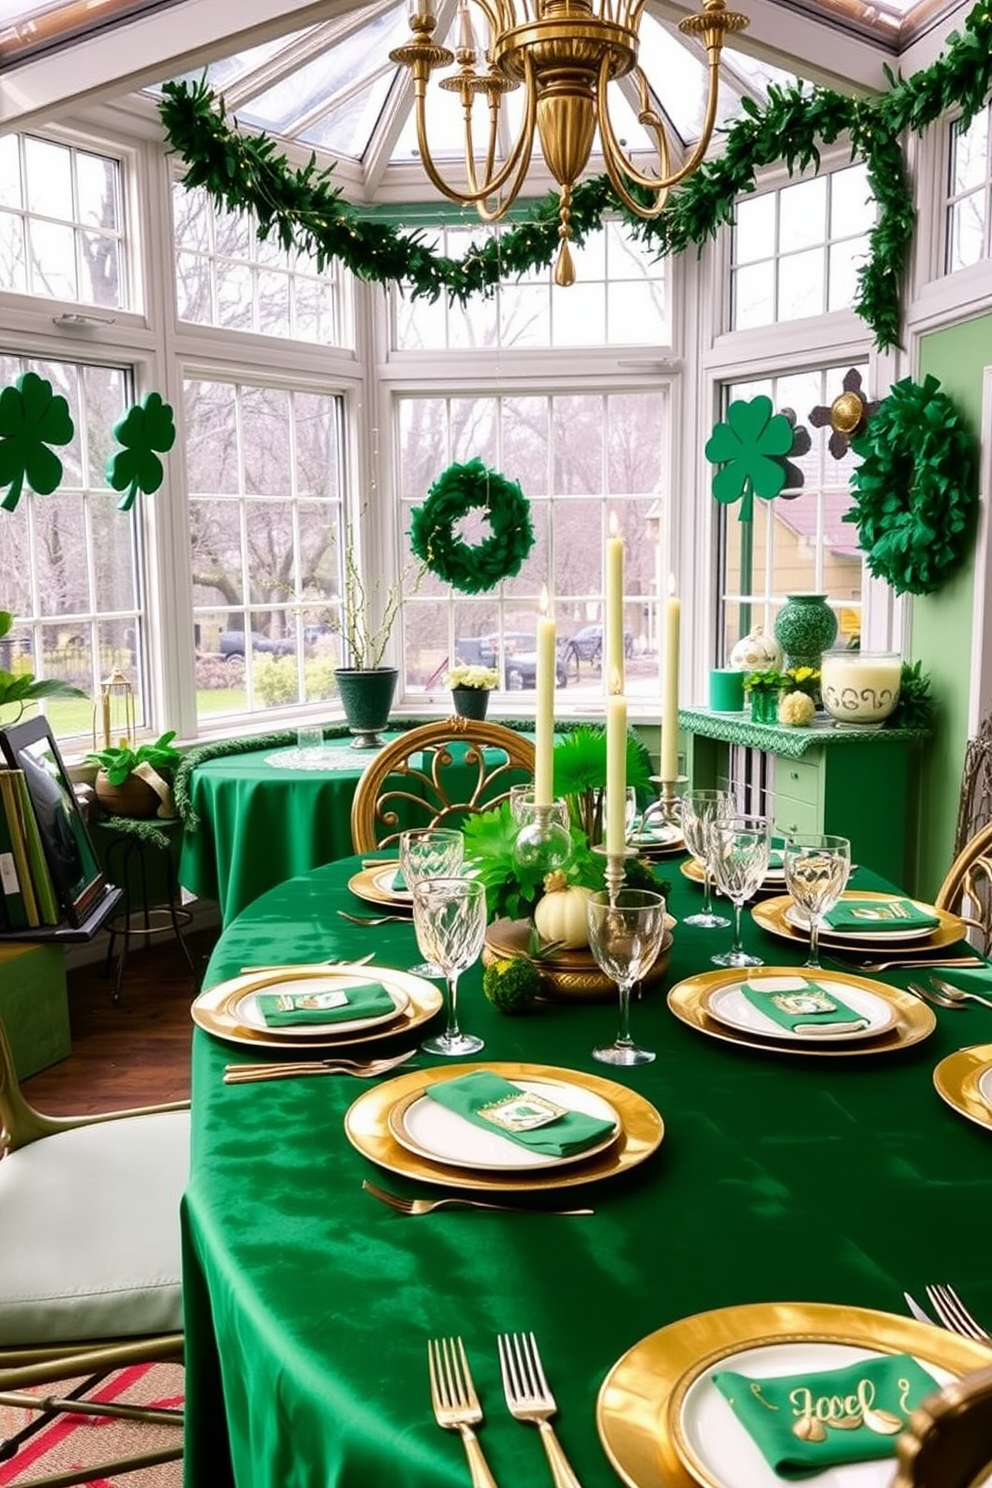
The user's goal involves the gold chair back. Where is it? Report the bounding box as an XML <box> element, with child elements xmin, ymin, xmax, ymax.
<box><xmin>350</xmin><ymin>718</ymin><xmax>535</xmax><ymax>852</ymax></box>
<box><xmin>892</xmin><ymin>1364</ymin><xmax>992</xmax><ymax>1488</ymax></box>
<box><xmin>934</xmin><ymin>820</ymin><xmax>992</xmax><ymax>955</ymax></box>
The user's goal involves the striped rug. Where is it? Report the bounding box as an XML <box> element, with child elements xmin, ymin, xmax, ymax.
<box><xmin>0</xmin><ymin>1362</ymin><xmax>183</xmax><ymax>1487</ymax></box>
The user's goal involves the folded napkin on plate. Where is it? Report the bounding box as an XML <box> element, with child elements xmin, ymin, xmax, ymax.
<box><xmin>824</xmin><ymin>898</ymin><xmax>940</xmax><ymax>933</ymax></box>
<box><xmin>712</xmin><ymin>1353</ymin><xmax>939</xmax><ymax>1478</ymax></box>
<box><xmin>740</xmin><ymin>978</ymin><xmax>869</xmax><ymax>1035</ymax></box>
<box><xmin>391</xmin><ymin>867</ymin><xmax>408</xmax><ymax>891</ymax></box>
<box><xmin>255</xmin><ymin>981</ymin><xmax>395</xmax><ymax>1027</ymax></box>
<box><xmin>425</xmin><ymin>1070</ymin><xmax>615</xmax><ymax>1156</ymax></box>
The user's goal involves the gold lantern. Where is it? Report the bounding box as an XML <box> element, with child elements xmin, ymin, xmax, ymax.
<box><xmin>94</xmin><ymin>668</ymin><xmax>136</xmax><ymax>751</ymax></box>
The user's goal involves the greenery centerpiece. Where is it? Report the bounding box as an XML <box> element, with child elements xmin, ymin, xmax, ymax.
<box><xmin>85</xmin><ymin>730</ymin><xmax>183</xmax><ymax>818</ymax></box>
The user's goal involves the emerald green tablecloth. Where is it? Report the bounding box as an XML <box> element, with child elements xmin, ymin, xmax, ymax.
<box><xmin>184</xmin><ymin>858</ymin><xmax>992</xmax><ymax>1488</ymax></box>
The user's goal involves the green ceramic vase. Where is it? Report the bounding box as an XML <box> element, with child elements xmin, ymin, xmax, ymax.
<box><xmin>749</xmin><ymin>689</ymin><xmax>780</xmax><ymax>725</ymax></box>
<box><xmin>774</xmin><ymin>593</ymin><xmax>838</xmax><ymax>671</ymax></box>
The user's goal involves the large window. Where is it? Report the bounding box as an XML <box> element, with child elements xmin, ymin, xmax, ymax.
<box><xmin>946</xmin><ymin>103</ymin><xmax>992</xmax><ymax>272</ymax></box>
<box><xmin>0</xmin><ymin>352</ymin><xmax>142</xmax><ymax>741</ymax></box>
<box><xmin>397</xmin><ymin>388</ymin><xmax>668</xmax><ymax>704</ymax></box>
<box><xmin>731</xmin><ymin>164</ymin><xmax>874</xmax><ymax>329</ymax></box>
<box><xmin>0</xmin><ymin>135</ymin><xmax>126</xmax><ymax>307</ymax></box>
<box><xmin>185</xmin><ymin>376</ymin><xmax>346</xmax><ymax>724</ymax></box>
<box><xmin>718</xmin><ymin>365</ymin><xmax>865</xmax><ymax>662</ymax></box>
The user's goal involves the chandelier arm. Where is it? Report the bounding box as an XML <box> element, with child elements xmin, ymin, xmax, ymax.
<box><xmin>409</xmin><ymin>72</ymin><xmax>533</xmax><ymax>206</ymax></box>
<box><xmin>596</xmin><ymin>56</ymin><xmax>669</xmax><ymax>214</ymax></box>
<box><xmin>465</xmin><ymin>54</ymin><xmax>539</xmax><ymax>209</ymax></box>
<box><xmin>598</xmin><ymin>53</ymin><xmax>722</xmax><ymax>197</ymax></box>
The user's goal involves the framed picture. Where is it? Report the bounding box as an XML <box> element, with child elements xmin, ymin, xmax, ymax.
<box><xmin>0</xmin><ymin>716</ymin><xmax>106</xmax><ymax>925</ymax></box>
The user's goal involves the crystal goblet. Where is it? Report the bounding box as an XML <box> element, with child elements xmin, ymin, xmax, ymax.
<box><xmin>681</xmin><ymin>788</ymin><xmax>734</xmax><ymax>929</ymax></box>
<box><xmin>783</xmin><ymin>832</ymin><xmax>851</xmax><ymax>969</ymax></box>
<box><xmin>413</xmin><ymin>877</ymin><xmax>488</xmax><ymax>1056</ymax></box>
<box><xmin>709</xmin><ymin>814</ymin><xmax>772</xmax><ymax>967</ymax></box>
<box><xmin>587</xmin><ymin>888</ymin><xmax>668</xmax><ymax>1066</ymax></box>
<box><xmin>399</xmin><ymin>828</ymin><xmax>464</xmax><ymax>977</ymax></box>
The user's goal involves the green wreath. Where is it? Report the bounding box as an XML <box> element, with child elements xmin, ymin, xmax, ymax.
<box><xmin>843</xmin><ymin>374</ymin><xmax>976</xmax><ymax>596</ymax></box>
<box><xmin>410</xmin><ymin>459</ymin><xmax>535</xmax><ymax>594</ymax></box>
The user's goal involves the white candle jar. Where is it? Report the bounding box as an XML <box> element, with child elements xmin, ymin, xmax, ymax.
<box><xmin>821</xmin><ymin>651</ymin><xmax>902</xmax><ymax>727</ymax></box>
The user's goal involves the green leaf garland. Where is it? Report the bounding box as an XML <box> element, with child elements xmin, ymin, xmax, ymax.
<box><xmin>843</xmin><ymin>374</ymin><xmax>977</xmax><ymax>595</ymax></box>
<box><xmin>409</xmin><ymin>459</ymin><xmax>535</xmax><ymax>594</ymax></box>
<box><xmin>106</xmin><ymin>392</ymin><xmax>177</xmax><ymax>512</ymax></box>
<box><xmin>157</xmin><ymin>2</ymin><xmax>992</xmax><ymax>352</ymax></box>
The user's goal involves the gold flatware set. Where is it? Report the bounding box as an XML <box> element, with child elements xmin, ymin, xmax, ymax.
<box><xmin>362</xmin><ymin>1179</ymin><xmax>593</xmax><ymax>1217</ymax></box>
<box><xmin>224</xmin><ymin>1049</ymin><xmax>416</xmax><ymax>1084</ymax></box>
<box><xmin>429</xmin><ymin>1333</ymin><xmax>584</xmax><ymax>1488</ymax></box>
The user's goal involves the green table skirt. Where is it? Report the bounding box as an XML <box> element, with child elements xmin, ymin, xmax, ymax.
<box><xmin>184</xmin><ymin>857</ymin><xmax>992</xmax><ymax>1487</ymax></box>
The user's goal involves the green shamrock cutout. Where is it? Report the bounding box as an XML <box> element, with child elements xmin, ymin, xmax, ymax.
<box><xmin>705</xmin><ymin>396</ymin><xmax>796</xmax><ymax>522</ymax></box>
<box><xmin>106</xmin><ymin>392</ymin><xmax>176</xmax><ymax>512</ymax></box>
<box><xmin>0</xmin><ymin>371</ymin><xmax>74</xmax><ymax>513</ymax></box>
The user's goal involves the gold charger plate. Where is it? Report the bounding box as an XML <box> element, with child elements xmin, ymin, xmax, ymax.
<box><xmin>347</xmin><ymin>864</ymin><xmax>413</xmax><ymax>910</ymax></box>
<box><xmin>192</xmin><ymin>965</ymin><xmax>442</xmax><ymax>1051</ymax></box>
<box><xmin>752</xmin><ymin>892</ymin><xmax>966</xmax><ymax>955</ymax></box>
<box><xmin>596</xmin><ymin>1301</ymin><xmax>992</xmax><ymax>1488</ymax></box>
<box><xmin>933</xmin><ymin>1041</ymin><xmax>992</xmax><ymax>1133</ymax></box>
<box><xmin>344</xmin><ymin>1061</ymin><xmax>664</xmax><ymax>1193</ymax></box>
<box><xmin>667</xmin><ymin>967</ymin><xmax>935</xmax><ymax>1058</ymax></box>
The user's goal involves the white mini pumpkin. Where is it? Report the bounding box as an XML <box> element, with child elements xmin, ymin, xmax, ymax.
<box><xmin>533</xmin><ymin>871</ymin><xmax>594</xmax><ymax>949</ymax></box>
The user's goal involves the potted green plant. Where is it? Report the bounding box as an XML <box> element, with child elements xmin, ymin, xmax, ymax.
<box><xmin>334</xmin><ymin>536</ymin><xmax>423</xmax><ymax>748</ymax></box>
<box><xmin>443</xmin><ymin>663</ymin><xmax>499</xmax><ymax>720</ymax></box>
<box><xmin>742</xmin><ymin>668</ymin><xmax>788</xmax><ymax>724</ymax></box>
<box><xmin>85</xmin><ymin>730</ymin><xmax>183</xmax><ymax>818</ymax></box>
<box><xmin>0</xmin><ymin>610</ymin><xmax>88</xmax><ymax>721</ymax></box>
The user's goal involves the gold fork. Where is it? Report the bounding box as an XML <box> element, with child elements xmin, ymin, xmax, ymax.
<box><xmin>336</xmin><ymin>910</ymin><xmax>410</xmax><ymax>926</ymax></box>
<box><xmin>498</xmin><ymin>1332</ymin><xmax>584</xmax><ymax>1488</ymax></box>
<box><xmin>362</xmin><ymin>1179</ymin><xmax>593</xmax><ymax>1216</ymax></box>
<box><xmin>224</xmin><ymin>1050</ymin><xmax>415</xmax><ymax>1084</ymax></box>
<box><xmin>427</xmin><ymin>1337</ymin><xmax>498</xmax><ymax>1488</ymax></box>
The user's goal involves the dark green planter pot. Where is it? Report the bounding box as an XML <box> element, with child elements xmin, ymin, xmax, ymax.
<box><xmin>334</xmin><ymin>667</ymin><xmax>398</xmax><ymax>748</ymax></box>
<box><xmin>450</xmin><ymin>687</ymin><xmax>490</xmax><ymax>721</ymax></box>
<box><xmin>774</xmin><ymin>593</ymin><xmax>838</xmax><ymax>671</ymax></box>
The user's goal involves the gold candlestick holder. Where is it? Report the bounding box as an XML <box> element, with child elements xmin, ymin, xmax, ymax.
<box><xmin>592</xmin><ymin>842</ymin><xmax>637</xmax><ymax>904</ymax></box>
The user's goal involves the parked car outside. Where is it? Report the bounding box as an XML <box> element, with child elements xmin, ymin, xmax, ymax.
<box><xmin>453</xmin><ymin>632</ymin><xmax>568</xmax><ymax>689</ymax></box>
<box><xmin>560</xmin><ymin>623</ymin><xmax>634</xmax><ymax>667</ymax></box>
<box><xmin>504</xmin><ymin>650</ymin><xmax>569</xmax><ymax>690</ymax></box>
<box><xmin>219</xmin><ymin>629</ymin><xmax>296</xmax><ymax>660</ymax></box>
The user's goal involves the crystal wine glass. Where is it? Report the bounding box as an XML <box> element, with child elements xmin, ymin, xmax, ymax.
<box><xmin>399</xmin><ymin>828</ymin><xmax>464</xmax><ymax>976</ymax></box>
<box><xmin>412</xmin><ymin>877</ymin><xmax>488</xmax><ymax>1056</ymax></box>
<box><xmin>680</xmin><ymin>789</ymin><xmax>734</xmax><ymax>929</ymax></box>
<box><xmin>783</xmin><ymin>832</ymin><xmax>851</xmax><ymax>969</ymax></box>
<box><xmin>709</xmin><ymin>814</ymin><xmax>772</xmax><ymax>967</ymax></box>
<box><xmin>587</xmin><ymin>888</ymin><xmax>668</xmax><ymax>1066</ymax></box>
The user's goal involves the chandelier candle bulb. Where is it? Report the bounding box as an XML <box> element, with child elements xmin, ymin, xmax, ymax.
<box><xmin>660</xmin><ymin>584</ymin><xmax>681</xmax><ymax>781</ymax></box>
<box><xmin>534</xmin><ymin>592</ymin><xmax>557</xmax><ymax>807</ymax></box>
<box><xmin>605</xmin><ymin>514</ymin><xmax>625</xmax><ymax>695</ymax></box>
<box><xmin>606</xmin><ymin>690</ymin><xmax>628</xmax><ymax>857</ymax></box>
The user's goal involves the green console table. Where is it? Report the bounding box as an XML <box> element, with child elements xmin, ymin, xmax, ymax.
<box><xmin>680</xmin><ymin>707</ymin><xmax>929</xmax><ymax>885</ymax></box>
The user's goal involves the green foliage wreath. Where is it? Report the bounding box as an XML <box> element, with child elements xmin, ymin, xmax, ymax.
<box><xmin>843</xmin><ymin>374</ymin><xmax>976</xmax><ymax>596</ymax></box>
<box><xmin>409</xmin><ymin>459</ymin><xmax>535</xmax><ymax>594</ymax></box>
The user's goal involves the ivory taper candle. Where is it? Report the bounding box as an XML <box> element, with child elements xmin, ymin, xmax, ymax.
<box><xmin>534</xmin><ymin>588</ymin><xmax>556</xmax><ymax>806</ymax></box>
<box><xmin>660</xmin><ymin>582</ymin><xmax>681</xmax><ymax>782</ymax></box>
<box><xmin>605</xmin><ymin>512</ymin><xmax>624</xmax><ymax>694</ymax></box>
<box><xmin>606</xmin><ymin>688</ymin><xmax>628</xmax><ymax>856</ymax></box>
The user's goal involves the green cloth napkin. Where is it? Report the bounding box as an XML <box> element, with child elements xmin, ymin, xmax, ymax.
<box><xmin>391</xmin><ymin>867</ymin><xmax>408</xmax><ymax>891</ymax></box>
<box><xmin>824</xmin><ymin>898</ymin><xmax>940</xmax><ymax>933</ymax></box>
<box><xmin>256</xmin><ymin>981</ymin><xmax>395</xmax><ymax>1027</ymax></box>
<box><xmin>712</xmin><ymin>1353</ymin><xmax>940</xmax><ymax>1478</ymax></box>
<box><xmin>740</xmin><ymin>978</ymin><xmax>869</xmax><ymax>1034</ymax></box>
<box><xmin>425</xmin><ymin>1071</ymin><xmax>616</xmax><ymax>1157</ymax></box>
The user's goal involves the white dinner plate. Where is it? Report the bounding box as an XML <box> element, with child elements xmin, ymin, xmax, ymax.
<box><xmin>387</xmin><ymin>1076</ymin><xmax>621</xmax><ymax>1172</ymax></box>
<box><xmin>676</xmin><ymin>1339</ymin><xmax>954</xmax><ymax>1488</ymax></box>
<box><xmin>705</xmin><ymin>974</ymin><xmax>896</xmax><ymax>1043</ymax></box>
<box><xmin>371</xmin><ymin>866</ymin><xmax>413</xmax><ymax>903</ymax></box>
<box><xmin>233</xmin><ymin>974</ymin><xmax>409</xmax><ymax>1038</ymax></box>
<box><xmin>784</xmin><ymin>901</ymin><xmax>934</xmax><ymax>942</ymax></box>
<box><xmin>979</xmin><ymin>1066</ymin><xmax>992</xmax><ymax>1109</ymax></box>
<box><xmin>629</xmin><ymin>822</ymin><xmax>683</xmax><ymax>848</ymax></box>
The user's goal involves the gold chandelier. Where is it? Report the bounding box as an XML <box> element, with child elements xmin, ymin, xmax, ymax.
<box><xmin>390</xmin><ymin>0</ymin><xmax>748</xmax><ymax>285</ymax></box>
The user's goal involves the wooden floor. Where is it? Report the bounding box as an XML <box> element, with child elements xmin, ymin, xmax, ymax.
<box><xmin>21</xmin><ymin>927</ymin><xmax>220</xmax><ymax>1115</ymax></box>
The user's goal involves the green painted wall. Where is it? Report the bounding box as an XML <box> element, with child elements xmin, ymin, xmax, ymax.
<box><xmin>913</xmin><ymin>314</ymin><xmax>991</xmax><ymax>898</ymax></box>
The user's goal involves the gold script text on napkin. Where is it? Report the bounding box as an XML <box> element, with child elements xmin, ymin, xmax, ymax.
<box><xmin>789</xmin><ymin>1374</ymin><xmax>913</xmax><ymax>1431</ymax></box>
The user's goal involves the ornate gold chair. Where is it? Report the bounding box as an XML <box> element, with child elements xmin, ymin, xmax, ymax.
<box><xmin>350</xmin><ymin>717</ymin><xmax>535</xmax><ymax>852</ymax></box>
<box><xmin>954</xmin><ymin>712</ymin><xmax>992</xmax><ymax>857</ymax></box>
<box><xmin>934</xmin><ymin>820</ymin><xmax>992</xmax><ymax>954</ymax></box>
<box><xmin>892</xmin><ymin>1364</ymin><xmax>992</xmax><ymax>1488</ymax></box>
<box><xmin>0</xmin><ymin>1012</ymin><xmax>187</xmax><ymax>1487</ymax></box>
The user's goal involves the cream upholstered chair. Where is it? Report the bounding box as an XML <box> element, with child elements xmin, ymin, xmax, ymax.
<box><xmin>350</xmin><ymin>717</ymin><xmax>535</xmax><ymax>852</ymax></box>
<box><xmin>892</xmin><ymin>1364</ymin><xmax>992</xmax><ymax>1488</ymax></box>
<box><xmin>934</xmin><ymin>820</ymin><xmax>992</xmax><ymax>955</ymax></box>
<box><xmin>0</xmin><ymin>1011</ymin><xmax>188</xmax><ymax>1487</ymax></box>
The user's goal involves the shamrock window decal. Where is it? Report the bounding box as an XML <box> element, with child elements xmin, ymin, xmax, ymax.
<box><xmin>0</xmin><ymin>371</ymin><xmax>74</xmax><ymax>514</ymax></box>
<box><xmin>809</xmin><ymin>367</ymin><xmax>879</xmax><ymax>460</ymax></box>
<box><xmin>106</xmin><ymin>392</ymin><xmax>176</xmax><ymax>512</ymax></box>
<box><xmin>705</xmin><ymin>396</ymin><xmax>800</xmax><ymax>522</ymax></box>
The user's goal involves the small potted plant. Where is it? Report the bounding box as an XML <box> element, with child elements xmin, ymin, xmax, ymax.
<box><xmin>443</xmin><ymin>662</ymin><xmax>499</xmax><ymax>720</ymax></box>
<box><xmin>85</xmin><ymin>730</ymin><xmax>182</xmax><ymax>818</ymax></box>
<box><xmin>742</xmin><ymin>668</ymin><xmax>787</xmax><ymax>724</ymax></box>
<box><xmin>333</xmin><ymin>529</ymin><xmax>423</xmax><ymax>747</ymax></box>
